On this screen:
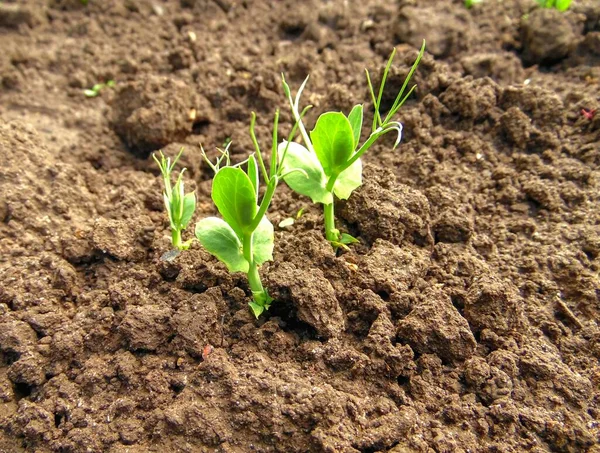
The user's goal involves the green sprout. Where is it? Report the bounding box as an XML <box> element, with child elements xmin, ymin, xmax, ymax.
<box><xmin>195</xmin><ymin>111</ymin><xmax>306</xmax><ymax>318</ymax></box>
<box><xmin>535</xmin><ymin>0</ymin><xmax>571</xmax><ymax>10</ymax></box>
<box><xmin>280</xmin><ymin>41</ymin><xmax>425</xmax><ymax>249</ymax></box>
<box><xmin>465</xmin><ymin>0</ymin><xmax>483</xmax><ymax>8</ymax></box>
<box><xmin>84</xmin><ymin>80</ymin><xmax>115</xmax><ymax>98</ymax></box>
<box><xmin>153</xmin><ymin>148</ymin><xmax>196</xmax><ymax>251</ymax></box>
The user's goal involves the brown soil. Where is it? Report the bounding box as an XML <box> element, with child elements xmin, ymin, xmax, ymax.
<box><xmin>1</xmin><ymin>0</ymin><xmax>599</xmax><ymax>451</ymax></box>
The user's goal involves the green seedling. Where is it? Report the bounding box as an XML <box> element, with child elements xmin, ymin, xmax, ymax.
<box><xmin>84</xmin><ymin>80</ymin><xmax>115</xmax><ymax>98</ymax></box>
<box><xmin>153</xmin><ymin>148</ymin><xmax>196</xmax><ymax>251</ymax></box>
<box><xmin>465</xmin><ymin>0</ymin><xmax>483</xmax><ymax>8</ymax></box>
<box><xmin>536</xmin><ymin>0</ymin><xmax>571</xmax><ymax>10</ymax></box>
<box><xmin>195</xmin><ymin>111</ymin><xmax>306</xmax><ymax>318</ymax></box>
<box><xmin>280</xmin><ymin>41</ymin><xmax>425</xmax><ymax>249</ymax></box>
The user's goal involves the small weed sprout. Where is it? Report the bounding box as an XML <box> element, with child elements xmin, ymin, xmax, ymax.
<box><xmin>536</xmin><ymin>0</ymin><xmax>572</xmax><ymax>10</ymax></box>
<box><xmin>280</xmin><ymin>41</ymin><xmax>425</xmax><ymax>249</ymax></box>
<box><xmin>84</xmin><ymin>80</ymin><xmax>115</xmax><ymax>98</ymax></box>
<box><xmin>465</xmin><ymin>0</ymin><xmax>483</xmax><ymax>8</ymax></box>
<box><xmin>153</xmin><ymin>148</ymin><xmax>196</xmax><ymax>251</ymax></box>
<box><xmin>195</xmin><ymin>111</ymin><xmax>306</xmax><ymax>318</ymax></box>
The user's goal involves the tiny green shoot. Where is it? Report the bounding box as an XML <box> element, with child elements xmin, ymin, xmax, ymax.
<box><xmin>280</xmin><ymin>41</ymin><xmax>425</xmax><ymax>249</ymax></box>
<box><xmin>153</xmin><ymin>148</ymin><xmax>196</xmax><ymax>251</ymax></box>
<box><xmin>84</xmin><ymin>80</ymin><xmax>115</xmax><ymax>98</ymax></box>
<box><xmin>465</xmin><ymin>0</ymin><xmax>483</xmax><ymax>8</ymax></box>
<box><xmin>535</xmin><ymin>0</ymin><xmax>571</xmax><ymax>10</ymax></box>
<box><xmin>195</xmin><ymin>111</ymin><xmax>307</xmax><ymax>318</ymax></box>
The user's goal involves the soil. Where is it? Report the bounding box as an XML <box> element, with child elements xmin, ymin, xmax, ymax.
<box><xmin>1</xmin><ymin>0</ymin><xmax>599</xmax><ymax>451</ymax></box>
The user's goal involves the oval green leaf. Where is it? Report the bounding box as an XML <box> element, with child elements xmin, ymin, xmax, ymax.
<box><xmin>310</xmin><ymin>112</ymin><xmax>355</xmax><ymax>175</ymax></box>
<box><xmin>333</xmin><ymin>157</ymin><xmax>362</xmax><ymax>200</ymax></box>
<box><xmin>195</xmin><ymin>217</ymin><xmax>249</xmax><ymax>273</ymax></box>
<box><xmin>247</xmin><ymin>155</ymin><xmax>259</xmax><ymax>201</ymax></box>
<box><xmin>279</xmin><ymin>141</ymin><xmax>332</xmax><ymax>205</ymax></box>
<box><xmin>252</xmin><ymin>216</ymin><xmax>274</xmax><ymax>265</ymax></box>
<box><xmin>180</xmin><ymin>192</ymin><xmax>196</xmax><ymax>228</ymax></box>
<box><xmin>347</xmin><ymin>104</ymin><xmax>363</xmax><ymax>149</ymax></box>
<box><xmin>212</xmin><ymin>167</ymin><xmax>258</xmax><ymax>238</ymax></box>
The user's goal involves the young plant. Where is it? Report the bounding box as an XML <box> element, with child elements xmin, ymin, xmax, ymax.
<box><xmin>465</xmin><ymin>0</ymin><xmax>483</xmax><ymax>8</ymax></box>
<box><xmin>153</xmin><ymin>148</ymin><xmax>196</xmax><ymax>250</ymax></box>
<box><xmin>195</xmin><ymin>111</ymin><xmax>306</xmax><ymax>318</ymax></box>
<box><xmin>279</xmin><ymin>41</ymin><xmax>425</xmax><ymax>249</ymax></box>
<box><xmin>84</xmin><ymin>80</ymin><xmax>115</xmax><ymax>98</ymax></box>
<box><xmin>536</xmin><ymin>0</ymin><xmax>571</xmax><ymax>10</ymax></box>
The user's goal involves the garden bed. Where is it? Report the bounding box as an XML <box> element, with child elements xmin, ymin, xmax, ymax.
<box><xmin>0</xmin><ymin>0</ymin><xmax>599</xmax><ymax>451</ymax></box>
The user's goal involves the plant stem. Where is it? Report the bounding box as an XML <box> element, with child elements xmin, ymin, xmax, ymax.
<box><xmin>324</xmin><ymin>173</ymin><xmax>340</xmax><ymax>242</ymax></box>
<box><xmin>324</xmin><ymin>202</ymin><xmax>338</xmax><ymax>242</ymax></box>
<box><xmin>243</xmin><ymin>233</ymin><xmax>267</xmax><ymax>304</ymax></box>
<box><xmin>172</xmin><ymin>228</ymin><xmax>183</xmax><ymax>250</ymax></box>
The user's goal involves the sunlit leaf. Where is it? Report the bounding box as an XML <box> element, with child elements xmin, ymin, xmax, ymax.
<box><xmin>310</xmin><ymin>112</ymin><xmax>355</xmax><ymax>175</ymax></box>
<box><xmin>195</xmin><ymin>217</ymin><xmax>249</xmax><ymax>273</ymax></box>
<box><xmin>211</xmin><ymin>167</ymin><xmax>258</xmax><ymax>238</ymax></box>
<box><xmin>181</xmin><ymin>192</ymin><xmax>196</xmax><ymax>228</ymax></box>
<box><xmin>333</xmin><ymin>158</ymin><xmax>362</xmax><ymax>200</ymax></box>
<box><xmin>279</xmin><ymin>141</ymin><xmax>332</xmax><ymax>205</ymax></box>
<box><xmin>252</xmin><ymin>216</ymin><xmax>274</xmax><ymax>265</ymax></box>
<box><xmin>247</xmin><ymin>155</ymin><xmax>259</xmax><ymax>201</ymax></box>
<box><xmin>347</xmin><ymin>104</ymin><xmax>363</xmax><ymax>149</ymax></box>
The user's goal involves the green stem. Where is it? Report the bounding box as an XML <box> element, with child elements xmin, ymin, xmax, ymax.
<box><xmin>243</xmin><ymin>233</ymin><xmax>269</xmax><ymax>313</ymax></box>
<box><xmin>324</xmin><ymin>202</ymin><xmax>338</xmax><ymax>242</ymax></box>
<box><xmin>172</xmin><ymin>228</ymin><xmax>183</xmax><ymax>250</ymax></box>
<box><xmin>324</xmin><ymin>173</ymin><xmax>340</xmax><ymax>242</ymax></box>
<box><xmin>250</xmin><ymin>177</ymin><xmax>277</xmax><ymax>232</ymax></box>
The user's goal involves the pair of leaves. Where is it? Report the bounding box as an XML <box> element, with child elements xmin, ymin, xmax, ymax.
<box><xmin>280</xmin><ymin>105</ymin><xmax>364</xmax><ymax>204</ymax></box>
<box><xmin>165</xmin><ymin>176</ymin><xmax>196</xmax><ymax>232</ymax></box>
<box><xmin>195</xmin><ymin>167</ymin><xmax>274</xmax><ymax>273</ymax></box>
<box><xmin>195</xmin><ymin>216</ymin><xmax>273</xmax><ymax>273</ymax></box>
<box><xmin>536</xmin><ymin>0</ymin><xmax>571</xmax><ymax>11</ymax></box>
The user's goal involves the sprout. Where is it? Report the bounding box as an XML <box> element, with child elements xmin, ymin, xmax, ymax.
<box><xmin>279</xmin><ymin>41</ymin><xmax>425</xmax><ymax>249</ymax></box>
<box><xmin>195</xmin><ymin>111</ymin><xmax>307</xmax><ymax>318</ymax></box>
<box><xmin>153</xmin><ymin>148</ymin><xmax>196</xmax><ymax>251</ymax></box>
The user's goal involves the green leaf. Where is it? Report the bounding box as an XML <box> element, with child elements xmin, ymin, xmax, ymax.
<box><xmin>555</xmin><ymin>0</ymin><xmax>570</xmax><ymax>10</ymax></box>
<box><xmin>247</xmin><ymin>155</ymin><xmax>259</xmax><ymax>201</ymax></box>
<box><xmin>181</xmin><ymin>192</ymin><xmax>196</xmax><ymax>228</ymax></box>
<box><xmin>163</xmin><ymin>193</ymin><xmax>174</xmax><ymax>227</ymax></box>
<box><xmin>212</xmin><ymin>167</ymin><xmax>258</xmax><ymax>238</ymax></box>
<box><xmin>248</xmin><ymin>301</ymin><xmax>264</xmax><ymax>318</ymax></box>
<box><xmin>195</xmin><ymin>217</ymin><xmax>249</xmax><ymax>273</ymax></box>
<box><xmin>252</xmin><ymin>216</ymin><xmax>274</xmax><ymax>265</ymax></box>
<box><xmin>339</xmin><ymin>233</ymin><xmax>359</xmax><ymax>245</ymax></box>
<box><xmin>347</xmin><ymin>105</ymin><xmax>363</xmax><ymax>149</ymax></box>
<box><xmin>84</xmin><ymin>89</ymin><xmax>98</xmax><ymax>97</ymax></box>
<box><xmin>333</xmin><ymin>157</ymin><xmax>362</xmax><ymax>200</ymax></box>
<box><xmin>279</xmin><ymin>141</ymin><xmax>333</xmax><ymax>205</ymax></box>
<box><xmin>310</xmin><ymin>112</ymin><xmax>355</xmax><ymax>175</ymax></box>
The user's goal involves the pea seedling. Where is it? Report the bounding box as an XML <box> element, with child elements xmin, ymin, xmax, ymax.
<box><xmin>153</xmin><ymin>148</ymin><xmax>196</xmax><ymax>250</ymax></box>
<box><xmin>84</xmin><ymin>80</ymin><xmax>115</xmax><ymax>98</ymax></box>
<box><xmin>195</xmin><ymin>111</ymin><xmax>306</xmax><ymax>318</ymax></box>
<box><xmin>280</xmin><ymin>41</ymin><xmax>425</xmax><ymax>249</ymax></box>
<box><xmin>536</xmin><ymin>0</ymin><xmax>571</xmax><ymax>10</ymax></box>
<box><xmin>465</xmin><ymin>0</ymin><xmax>483</xmax><ymax>8</ymax></box>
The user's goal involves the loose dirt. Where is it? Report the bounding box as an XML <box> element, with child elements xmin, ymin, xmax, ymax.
<box><xmin>1</xmin><ymin>0</ymin><xmax>599</xmax><ymax>451</ymax></box>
